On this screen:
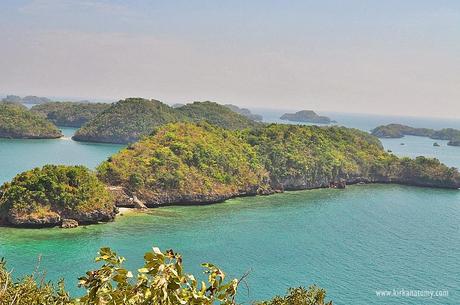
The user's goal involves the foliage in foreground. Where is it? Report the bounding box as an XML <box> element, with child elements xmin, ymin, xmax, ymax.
<box><xmin>0</xmin><ymin>246</ymin><xmax>332</xmax><ymax>305</ymax></box>
<box><xmin>254</xmin><ymin>287</ymin><xmax>332</xmax><ymax>305</ymax></box>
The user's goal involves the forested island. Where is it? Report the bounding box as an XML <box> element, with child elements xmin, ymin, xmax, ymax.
<box><xmin>371</xmin><ymin>124</ymin><xmax>460</xmax><ymax>146</ymax></box>
<box><xmin>73</xmin><ymin>99</ymin><xmax>259</xmax><ymax>144</ymax></box>
<box><xmin>0</xmin><ymin>165</ymin><xmax>115</xmax><ymax>227</ymax></box>
<box><xmin>280</xmin><ymin>110</ymin><xmax>333</xmax><ymax>124</ymax></box>
<box><xmin>0</xmin><ymin>103</ymin><xmax>62</xmax><ymax>139</ymax></box>
<box><xmin>99</xmin><ymin>122</ymin><xmax>460</xmax><ymax>208</ymax></box>
<box><xmin>31</xmin><ymin>102</ymin><xmax>111</xmax><ymax>127</ymax></box>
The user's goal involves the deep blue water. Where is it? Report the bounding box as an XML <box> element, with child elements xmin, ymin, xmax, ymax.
<box><xmin>0</xmin><ymin>112</ymin><xmax>459</xmax><ymax>305</ymax></box>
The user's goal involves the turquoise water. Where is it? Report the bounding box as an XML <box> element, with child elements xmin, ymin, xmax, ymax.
<box><xmin>0</xmin><ymin>127</ymin><xmax>123</xmax><ymax>184</ymax></box>
<box><xmin>0</xmin><ymin>115</ymin><xmax>460</xmax><ymax>304</ymax></box>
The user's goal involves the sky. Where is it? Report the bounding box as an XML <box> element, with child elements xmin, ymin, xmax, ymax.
<box><xmin>0</xmin><ymin>0</ymin><xmax>459</xmax><ymax>117</ymax></box>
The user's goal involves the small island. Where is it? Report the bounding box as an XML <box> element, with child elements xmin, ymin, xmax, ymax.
<box><xmin>224</xmin><ymin>104</ymin><xmax>263</xmax><ymax>121</ymax></box>
<box><xmin>176</xmin><ymin>101</ymin><xmax>260</xmax><ymax>129</ymax></box>
<box><xmin>280</xmin><ymin>110</ymin><xmax>333</xmax><ymax>124</ymax></box>
<box><xmin>0</xmin><ymin>165</ymin><xmax>116</xmax><ymax>227</ymax></box>
<box><xmin>72</xmin><ymin>98</ymin><xmax>181</xmax><ymax>144</ymax></box>
<box><xmin>31</xmin><ymin>101</ymin><xmax>111</xmax><ymax>127</ymax></box>
<box><xmin>2</xmin><ymin>94</ymin><xmax>52</xmax><ymax>105</ymax></box>
<box><xmin>73</xmin><ymin>99</ymin><xmax>259</xmax><ymax>144</ymax></box>
<box><xmin>0</xmin><ymin>103</ymin><xmax>62</xmax><ymax>139</ymax></box>
<box><xmin>371</xmin><ymin>124</ymin><xmax>460</xmax><ymax>146</ymax></box>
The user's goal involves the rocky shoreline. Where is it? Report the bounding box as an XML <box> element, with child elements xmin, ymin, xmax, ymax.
<box><xmin>107</xmin><ymin>175</ymin><xmax>460</xmax><ymax>209</ymax></box>
<box><xmin>2</xmin><ymin>171</ymin><xmax>459</xmax><ymax>229</ymax></box>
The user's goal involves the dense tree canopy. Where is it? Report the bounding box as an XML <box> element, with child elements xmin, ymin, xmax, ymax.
<box><xmin>31</xmin><ymin>102</ymin><xmax>111</xmax><ymax>127</ymax></box>
<box><xmin>98</xmin><ymin>122</ymin><xmax>460</xmax><ymax>208</ymax></box>
<box><xmin>73</xmin><ymin>98</ymin><xmax>184</xmax><ymax>144</ymax></box>
<box><xmin>0</xmin><ymin>103</ymin><xmax>62</xmax><ymax>139</ymax></box>
<box><xmin>73</xmin><ymin>99</ymin><xmax>260</xmax><ymax>144</ymax></box>
<box><xmin>0</xmin><ymin>165</ymin><xmax>115</xmax><ymax>227</ymax></box>
<box><xmin>98</xmin><ymin>122</ymin><xmax>270</xmax><ymax>205</ymax></box>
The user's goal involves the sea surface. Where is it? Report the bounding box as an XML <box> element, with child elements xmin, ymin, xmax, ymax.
<box><xmin>0</xmin><ymin>112</ymin><xmax>459</xmax><ymax>305</ymax></box>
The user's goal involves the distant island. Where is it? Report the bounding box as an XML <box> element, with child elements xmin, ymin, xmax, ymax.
<box><xmin>73</xmin><ymin>99</ymin><xmax>259</xmax><ymax>144</ymax></box>
<box><xmin>371</xmin><ymin>124</ymin><xmax>460</xmax><ymax>146</ymax></box>
<box><xmin>280</xmin><ymin>110</ymin><xmax>333</xmax><ymax>124</ymax></box>
<box><xmin>224</xmin><ymin>104</ymin><xmax>263</xmax><ymax>121</ymax></box>
<box><xmin>0</xmin><ymin>103</ymin><xmax>62</xmax><ymax>139</ymax></box>
<box><xmin>2</xmin><ymin>95</ymin><xmax>52</xmax><ymax>105</ymax></box>
<box><xmin>31</xmin><ymin>101</ymin><xmax>111</xmax><ymax>127</ymax></box>
<box><xmin>176</xmin><ymin>101</ymin><xmax>260</xmax><ymax>129</ymax></box>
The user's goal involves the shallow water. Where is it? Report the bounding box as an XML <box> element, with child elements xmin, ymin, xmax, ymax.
<box><xmin>0</xmin><ymin>114</ymin><xmax>459</xmax><ymax>304</ymax></box>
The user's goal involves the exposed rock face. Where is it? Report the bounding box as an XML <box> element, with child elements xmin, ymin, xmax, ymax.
<box><xmin>280</xmin><ymin>110</ymin><xmax>332</xmax><ymax>124</ymax></box>
<box><xmin>132</xmin><ymin>196</ymin><xmax>147</xmax><ymax>209</ymax></box>
<box><xmin>7</xmin><ymin>210</ymin><xmax>61</xmax><ymax>228</ymax></box>
<box><xmin>107</xmin><ymin>186</ymin><xmax>148</xmax><ymax>209</ymax></box>
<box><xmin>4</xmin><ymin>207</ymin><xmax>117</xmax><ymax>228</ymax></box>
<box><xmin>61</xmin><ymin>208</ymin><xmax>117</xmax><ymax>224</ymax></box>
<box><xmin>61</xmin><ymin>219</ymin><xmax>78</xmax><ymax>228</ymax></box>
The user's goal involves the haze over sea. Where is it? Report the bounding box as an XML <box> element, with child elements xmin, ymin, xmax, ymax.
<box><xmin>1</xmin><ymin>109</ymin><xmax>459</xmax><ymax>305</ymax></box>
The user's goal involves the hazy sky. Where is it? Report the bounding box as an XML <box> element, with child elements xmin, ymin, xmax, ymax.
<box><xmin>1</xmin><ymin>0</ymin><xmax>459</xmax><ymax>117</ymax></box>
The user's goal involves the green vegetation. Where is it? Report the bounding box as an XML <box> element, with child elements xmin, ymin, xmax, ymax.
<box><xmin>98</xmin><ymin>122</ymin><xmax>460</xmax><ymax>207</ymax></box>
<box><xmin>98</xmin><ymin>122</ymin><xmax>269</xmax><ymax>205</ymax></box>
<box><xmin>280</xmin><ymin>110</ymin><xmax>332</xmax><ymax>124</ymax></box>
<box><xmin>371</xmin><ymin>124</ymin><xmax>460</xmax><ymax>146</ymax></box>
<box><xmin>73</xmin><ymin>99</ymin><xmax>260</xmax><ymax>144</ymax></box>
<box><xmin>0</xmin><ymin>165</ymin><xmax>115</xmax><ymax>227</ymax></box>
<box><xmin>31</xmin><ymin>102</ymin><xmax>111</xmax><ymax>127</ymax></box>
<box><xmin>244</xmin><ymin>124</ymin><xmax>389</xmax><ymax>189</ymax></box>
<box><xmin>73</xmin><ymin>98</ymin><xmax>182</xmax><ymax>144</ymax></box>
<box><xmin>0</xmin><ymin>246</ymin><xmax>331</xmax><ymax>304</ymax></box>
<box><xmin>177</xmin><ymin>101</ymin><xmax>260</xmax><ymax>130</ymax></box>
<box><xmin>255</xmin><ymin>286</ymin><xmax>332</xmax><ymax>305</ymax></box>
<box><xmin>0</xmin><ymin>103</ymin><xmax>62</xmax><ymax>139</ymax></box>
